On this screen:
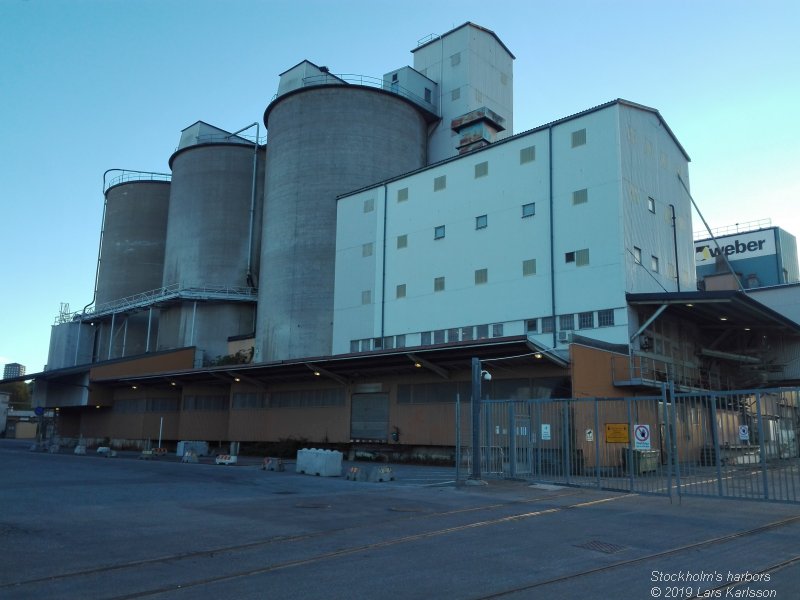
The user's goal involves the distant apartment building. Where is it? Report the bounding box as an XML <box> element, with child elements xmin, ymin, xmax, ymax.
<box><xmin>3</xmin><ymin>363</ymin><xmax>26</xmax><ymax>379</ymax></box>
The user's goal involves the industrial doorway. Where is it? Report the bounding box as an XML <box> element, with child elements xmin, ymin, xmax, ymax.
<box><xmin>350</xmin><ymin>393</ymin><xmax>389</xmax><ymax>442</ymax></box>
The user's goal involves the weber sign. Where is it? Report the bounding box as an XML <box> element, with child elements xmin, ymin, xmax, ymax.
<box><xmin>695</xmin><ymin>230</ymin><xmax>776</xmax><ymax>265</ymax></box>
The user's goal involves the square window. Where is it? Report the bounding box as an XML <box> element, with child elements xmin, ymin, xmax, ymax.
<box><xmin>360</xmin><ymin>339</ymin><xmax>372</xmax><ymax>351</ymax></box>
<box><xmin>395</xmin><ymin>334</ymin><xmax>406</xmax><ymax>349</ymax></box>
<box><xmin>434</xmin><ymin>175</ymin><xmax>446</xmax><ymax>191</ymax></box>
<box><xmin>421</xmin><ymin>331</ymin><xmax>432</xmax><ymax>345</ymax></box>
<box><xmin>492</xmin><ymin>323</ymin><xmax>504</xmax><ymax>337</ymax></box>
<box><xmin>575</xmin><ymin>248</ymin><xmax>590</xmax><ymax>267</ymax></box>
<box><xmin>651</xmin><ymin>255</ymin><xmax>659</xmax><ymax>272</ymax></box>
<box><xmin>434</xmin><ymin>276</ymin><xmax>445</xmax><ymax>292</ymax></box>
<box><xmin>474</xmin><ymin>161</ymin><xmax>488</xmax><ymax>178</ymax></box>
<box><xmin>397</xmin><ymin>234</ymin><xmax>408</xmax><ymax>249</ymax></box>
<box><xmin>542</xmin><ymin>316</ymin><xmax>554</xmax><ymax>333</ymax></box>
<box><xmin>648</xmin><ymin>197</ymin><xmax>656</xmax><ymax>213</ymax></box>
<box><xmin>433</xmin><ymin>329</ymin><xmax>445</xmax><ymax>344</ymax></box>
<box><xmin>447</xmin><ymin>328</ymin><xmax>460</xmax><ymax>342</ymax></box>
<box><xmin>475</xmin><ymin>268</ymin><xmax>488</xmax><ymax>285</ymax></box>
<box><xmin>361</xmin><ymin>290</ymin><xmax>371</xmax><ymax>305</ymax></box>
<box><xmin>579</xmin><ymin>312</ymin><xmax>594</xmax><ymax>329</ymax></box>
<box><xmin>598</xmin><ymin>309</ymin><xmax>615</xmax><ymax>327</ymax></box>
<box><xmin>633</xmin><ymin>246</ymin><xmax>642</xmax><ymax>264</ymax></box>
<box><xmin>461</xmin><ymin>326</ymin><xmax>474</xmax><ymax>341</ymax></box>
<box><xmin>565</xmin><ymin>251</ymin><xmax>575</xmax><ymax>263</ymax></box>
<box><xmin>520</xmin><ymin>146</ymin><xmax>536</xmax><ymax>164</ymax></box>
<box><xmin>572</xmin><ymin>188</ymin><xmax>588</xmax><ymax>205</ymax></box>
<box><xmin>450</xmin><ymin>52</ymin><xmax>461</xmax><ymax>66</ymax></box>
<box><xmin>522</xmin><ymin>202</ymin><xmax>536</xmax><ymax>218</ymax></box>
<box><xmin>559</xmin><ymin>314</ymin><xmax>575</xmax><ymax>331</ymax></box>
<box><xmin>373</xmin><ymin>337</ymin><xmax>383</xmax><ymax>350</ymax></box>
<box><xmin>362</xmin><ymin>242</ymin><xmax>373</xmax><ymax>257</ymax></box>
<box><xmin>396</xmin><ymin>284</ymin><xmax>406</xmax><ymax>299</ymax></box>
<box><xmin>522</xmin><ymin>258</ymin><xmax>537</xmax><ymax>276</ymax></box>
<box><xmin>451</xmin><ymin>88</ymin><xmax>460</xmax><ymax>101</ymax></box>
<box><xmin>434</xmin><ymin>225</ymin><xmax>445</xmax><ymax>240</ymax></box>
<box><xmin>476</xmin><ymin>324</ymin><xmax>489</xmax><ymax>339</ymax></box>
<box><xmin>383</xmin><ymin>336</ymin><xmax>394</xmax><ymax>350</ymax></box>
<box><xmin>397</xmin><ymin>187</ymin><xmax>409</xmax><ymax>202</ymax></box>
<box><xmin>475</xmin><ymin>214</ymin><xmax>487</xmax><ymax>229</ymax></box>
<box><xmin>350</xmin><ymin>340</ymin><xmax>359</xmax><ymax>353</ymax></box>
<box><xmin>571</xmin><ymin>128</ymin><xmax>587</xmax><ymax>147</ymax></box>
<box><xmin>525</xmin><ymin>319</ymin><xmax>538</xmax><ymax>334</ymax></box>
<box><xmin>363</xmin><ymin>198</ymin><xmax>374</xmax><ymax>213</ymax></box>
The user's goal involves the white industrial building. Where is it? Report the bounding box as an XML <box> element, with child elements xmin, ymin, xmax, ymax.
<box><xmin>334</xmin><ymin>99</ymin><xmax>695</xmax><ymax>356</ymax></box>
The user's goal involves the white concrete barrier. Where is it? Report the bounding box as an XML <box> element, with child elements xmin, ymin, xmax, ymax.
<box><xmin>296</xmin><ymin>448</ymin><xmax>343</xmax><ymax>477</ymax></box>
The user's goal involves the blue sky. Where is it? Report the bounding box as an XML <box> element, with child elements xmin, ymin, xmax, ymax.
<box><xmin>1</xmin><ymin>0</ymin><xmax>798</xmax><ymax>374</ymax></box>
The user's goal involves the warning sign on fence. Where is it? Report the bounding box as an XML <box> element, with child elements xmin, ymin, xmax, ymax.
<box><xmin>634</xmin><ymin>424</ymin><xmax>651</xmax><ymax>450</ymax></box>
<box><xmin>605</xmin><ymin>423</ymin><xmax>629</xmax><ymax>443</ymax></box>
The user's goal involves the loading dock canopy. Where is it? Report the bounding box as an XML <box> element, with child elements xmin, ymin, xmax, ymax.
<box><xmin>96</xmin><ymin>336</ymin><xmax>568</xmax><ymax>388</ymax></box>
<box><xmin>626</xmin><ymin>291</ymin><xmax>800</xmax><ymax>334</ymax></box>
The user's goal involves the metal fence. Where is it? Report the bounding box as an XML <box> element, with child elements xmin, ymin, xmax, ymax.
<box><xmin>458</xmin><ymin>386</ymin><xmax>800</xmax><ymax>504</ymax></box>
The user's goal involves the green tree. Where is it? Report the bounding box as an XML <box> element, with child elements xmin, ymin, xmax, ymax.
<box><xmin>0</xmin><ymin>381</ymin><xmax>31</xmax><ymax>410</ymax></box>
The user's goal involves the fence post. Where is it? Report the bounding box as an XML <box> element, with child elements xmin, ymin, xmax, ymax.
<box><xmin>710</xmin><ymin>394</ymin><xmax>723</xmax><ymax>497</ymax></box>
<box><xmin>755</xmin><ymin>392</ymin><xmax>770</xmax><ymax>500</ymax></box>
<box><xmin>626</xmin><ymin>396</ymin><xmax>634</xmax><ymax>491</ymax></box>
<box><xmin>470</xmin><ymin>357</ymin><xmax>482</xmax><ymax>480</ymax></box>
<box><xmin>508</xmin><ymin>402</ymin><xmax>516</xmax><ymax>479</ymax></box>
<box><xmin>594</xmin><ymin>398</ymin><xmax>601</xmax><ymax>489</ymax></box>
<box><xmin>669</xmin><ymin>381</ymin><xmax>682</xmax><ymax>500</ymax></box>
<box><xmin>455</xmin><ymin>392</ymin><xmax>461</xmax><ymax>484</ymax></box>
<box><xmin>661</xmin><ymin>384</ymin><xmax>673</xmax><ymax>501</ymax></box>
<box><xmin>563</xmin><ymin>400</ymin><xmax>571</xmax><ymax>484</ymax></box>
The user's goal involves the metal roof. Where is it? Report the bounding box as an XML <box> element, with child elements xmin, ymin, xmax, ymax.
<box><xmin>90</xmin><ymin>336</ymin><xmax>567</xmax><ymax>388</ymax></box>
<box><xmin>626</xmin><ymin>291</ymin><xmax>800</xmax><ymax>334</ymax></box>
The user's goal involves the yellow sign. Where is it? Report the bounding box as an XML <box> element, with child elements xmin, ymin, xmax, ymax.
<box><xmin>606</xmin><ymin>423</ymin><xmax>629</xmax><ymax>443</ymax></box>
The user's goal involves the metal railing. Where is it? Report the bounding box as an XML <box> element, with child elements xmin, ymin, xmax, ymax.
<box><xmin>273</xmin><ymin>72</ymin><xmax>437</xmax><ymax>115</ymax></box>
<box><xmin>611</xmin><ymin>354</ymin><xmax>729</xmax><ymax>391</ymax></box>
<box><xmin>694</xmin><ymin>218</ymin><xmax>772</xmax><ymax>240</ymax></box>
<box><xmin>104</xmin><ymin>170</ymin><xmax>171</xmax><ymax>193</ymax></box>
<box><xmin>55</xmin><ymin>283</ymin><xmax>258</xmax><ymax>323</ymax></box>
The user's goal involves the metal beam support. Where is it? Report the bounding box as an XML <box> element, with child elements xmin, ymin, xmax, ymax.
<box><xmin>406</xmin><ymin>353</ymin><xmax>449</xmax><ymax>379</ymax></box>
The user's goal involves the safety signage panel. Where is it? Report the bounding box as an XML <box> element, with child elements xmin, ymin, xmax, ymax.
<box><xmin>739</xmin><ymin>425</ymin><xmax>749</xmax><ymax>441</ymax></box>
<box><xmin>541</xmin><ymin>424</ymin><xmax>551</xmax><ymax>441</ymax></box>
<box><xmin>605</xmin><ymin>423</ymin><xmax>629</xmax><ymax>443</ymax></box>
<box><xmin>634</xmin><ymin>424</ymin><xmax>651</xmax><ymax>450</ymax></box>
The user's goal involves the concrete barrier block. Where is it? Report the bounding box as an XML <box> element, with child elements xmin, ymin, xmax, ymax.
<box><xmin>263</xmin><ymin>457</ymin><xmax>285</xmax><ymax>471</ymax></box>
<box><xmin>296</xmin><ymin>448</ymin><xmax>343</xmax><ymax>476</ymax></box>
<box><xmin>215</xmin><ymin>454</ymin><xmax>238</xmax><ymax>465</ymax></box>
<box><xmin>368</xmin><ymin>466</ymin><xmax>394</xmax><ymax>482</ymax></box>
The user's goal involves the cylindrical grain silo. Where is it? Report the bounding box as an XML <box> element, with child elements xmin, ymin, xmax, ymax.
<box><xmin>96</xmin><ymin>180</ymin><xmax>171</xmax><ymax>305</ymax></box>
<box><xmin>257</xmin><ymin>85</ymin><xmax>429</xmax><ymax>361</ymax></box>
<box><xmin>95</xmin><ymin>179</ymin><xmax>170</xmax><ymax>360</ymax></box>
<box><xmin>158</xmin><ymin>134</ymin><xmax>265</xmax><ymax>364</ymax></box>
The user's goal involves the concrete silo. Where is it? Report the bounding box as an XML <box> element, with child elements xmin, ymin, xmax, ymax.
<box><xmin>257</xmin><ymin>84</ymin><xmax>431</xmax><ymax>361</ymax></box>
<box><xmin>158</xmin><ymin>122</ymin><xmax>264</xmax><ymax>365</ymax></box>
<box><xmin>92</xmin><ymin>176</ymin><xmax>171</xmax><ymax>362</ymax></box>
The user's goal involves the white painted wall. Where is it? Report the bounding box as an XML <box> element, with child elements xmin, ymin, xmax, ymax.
<box><xmin>412</xmin><ymin>23</ymin><xmax>514</xmax><ymax>163</ymax></box>
<box><xmin>333</xmin><ymin>102</ymin><xmax>693</xmax><ymax>356</ymax></box>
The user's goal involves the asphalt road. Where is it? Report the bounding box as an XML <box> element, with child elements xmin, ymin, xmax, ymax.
<box><xmin>1</xmin><ymin>439</ymin><xmax>799</xmax><ymax>599</ymax></box>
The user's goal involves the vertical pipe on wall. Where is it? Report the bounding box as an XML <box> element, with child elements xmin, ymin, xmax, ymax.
<box><xmin>107</xmin><ymin>312</ymin><xmax>116</xmax><ymax>360</ymax></box>
<box><xmin>548</xmin><ymin>126</ymin><xmax>557</xmax><ymax>348</ymax></box>
<box><xmin>380</xmin><ymin>184</ymin><xmax>388</xmax><ymax>343</ymax></box>
<box><xmin>670</xmin><ymin>204</ymin><xmax>681</xmax><ymax>291</ymax></box>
